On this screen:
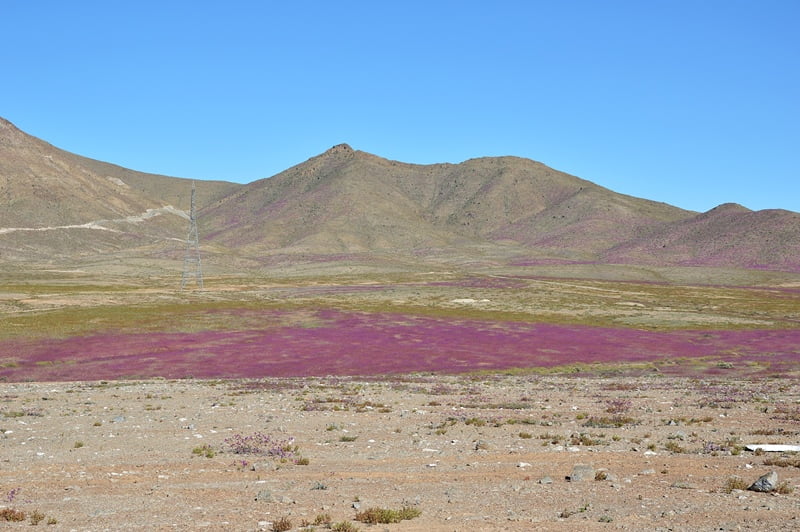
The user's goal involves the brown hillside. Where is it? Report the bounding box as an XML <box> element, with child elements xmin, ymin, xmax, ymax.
<box><xmin>603</xmin><ymin>203</ymin><xmax>800</xmax><ymax>272</ymax></box>
<box><xmin>2</xmin><ymin>117</ymin><xmax>799</xmax><ymax>274</ymax></box>
<box><xmin>0</xmin><ymin>118</ymin><xmax>237</xmax><ymax>265</ymax></box>
<box><xmin>200</xmin><ymin>143</ymin><xmax>693</xmax><ymax>264</ymax></box>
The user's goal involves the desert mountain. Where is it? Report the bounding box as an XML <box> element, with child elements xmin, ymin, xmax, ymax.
<box><xmin>1</xmin><ymin>117</ymin><xmax>798</xmax><ymax>274</ymax></box>
<box><xmin>201</xmin><ymin>144</ymin><xmax>691</xmax><ymax>259</ymax></box>
<box><xmin>603</xmin><ymin>203</ymin><xmax>800</xmax><ymax>271</ymax></box>
<box><xmin>0</xmin><ymin>118</ymin><xmax>238</xmax><ymax>262</ymax></box>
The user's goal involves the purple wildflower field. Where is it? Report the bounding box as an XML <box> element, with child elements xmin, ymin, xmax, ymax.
<box><xmin>1</xmin><ymin>309</ymin><xmax>798</xmax><ymax>382</ymax></box>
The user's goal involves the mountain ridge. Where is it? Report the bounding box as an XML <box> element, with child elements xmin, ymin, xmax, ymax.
<box><xmin>1</xmin><ymin>117</ymin><xmax>798</xmax><ymax>275</ymax></box>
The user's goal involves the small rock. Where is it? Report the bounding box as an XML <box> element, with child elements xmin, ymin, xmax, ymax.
<box><xmin>748</xmin><ymin>471</ymin><xmax>778</xmax><ymax>493</ymax></box>
<box><xmin>639</xmin><ymin>468</ymin><xmax>656</xmax><ymax>476</ymax></box>
<box><xmin>567</xmin><ymin>464</ymin><xmax>595</xmax><ymax>482</ymax></box>
<box><xmin>254</xmin><ymin>489</ymin><xmax>272</xmax><ymax>502</ymax></box>
<box><xmin>539</xmin><ymin>476</ymin><xmax>553</xmax><ymax>484</ymax></box>
<box><xmin>517</xmin><ymin>462</ymin><xmax>531</xmax><ymax>468</ymax></box>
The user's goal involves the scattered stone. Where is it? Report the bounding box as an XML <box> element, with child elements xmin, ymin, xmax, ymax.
<box><xmin>748</xmin><ymin>471</ymin><xmax>778</xmax><ymax>493</ymax></box>
<box><xmin>567</xmin><ymin>464</ymin><xmax>595</xmax><ymax>482</ymax></box>
<box><xmin>639</xmin><ymin>468</ymin><xmax>656</xmax><ymax>476</ymax></box>
<box><xmin>254</xmin><ymin>490</ymin><xmax>272</xmax><ymax>502</ymax></box>
<box><xmin>517</xmin><ymin>462</ymin><xmax>531</xmax><ymax>468</ymax></box>
<box><xmin>474</xmin><ymin>440</ymin><xmax>490</xmax><ymax>451</ymax></box>
<box><xmin>539</xmin><ymin>476</ymin><xmax>553</xmax><ymax>485</ymax></box>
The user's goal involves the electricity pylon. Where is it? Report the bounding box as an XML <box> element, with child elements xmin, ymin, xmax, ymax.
<box><xmin>180</xmin><ymin>181</ymin><xmax>204</xmax><ymax>290</ymax></box>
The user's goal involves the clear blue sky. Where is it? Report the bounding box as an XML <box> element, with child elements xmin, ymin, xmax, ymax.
<box><xmin>3</xmin><ymin>1</ymin><xmax>798</xmax><ymax>212</ymax></box>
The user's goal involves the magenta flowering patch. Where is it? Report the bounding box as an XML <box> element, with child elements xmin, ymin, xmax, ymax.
<box><xmin>0</xmin><ymin>309</ymin><xmax>798</xmax><ymax>382</ymax></box>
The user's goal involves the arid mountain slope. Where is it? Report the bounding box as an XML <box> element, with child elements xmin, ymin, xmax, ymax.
<box><xmin>603</xmin><ymin>203</ymin><xmax>800</xmax><ymax>271</ymax></box>
<box><xmin>0</xmin><ymin>118</ymin><xmax>238</xmax><ymax>262</ymax></box>
<box><xmin>201</xmin><ymin>143</ymin><xmax>692</xmax><ymax>260</ymax></box>
<box><xmin>1</xmin><ymin>117</ymin><xmax>798</xmax><ymax>273</ymax></box>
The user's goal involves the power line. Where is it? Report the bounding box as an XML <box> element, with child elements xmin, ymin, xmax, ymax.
<box><xmin>180</xmin><ymin>181</ymin><xmax>203</xmax><ymax>290</ymax></box>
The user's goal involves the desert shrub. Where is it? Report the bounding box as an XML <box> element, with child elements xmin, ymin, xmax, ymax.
<box><xmin>570</xmin><ymin>433</ymin><xmax>602</xmax><ymax>446</ymax></box>
<box><xmin>582</xmin><ymin>415</ymin><xmax>637</xmax><ymax>428</ymax></box>
<box><xmin>724</xmin><ymin>476</ymin><xmax>749</xmax><ymax>493</ymax></box>
<box><xmin>224</xmin><ymin>432</ymin><xmax>297</xmax><ymax>459</ymax></box>
<box><xmin>605</xmin><ymin>398</ymin><xmax>632</xmax><ymax>414</ymax></box>
<box><xmin>354</xmin><ymin>506</ymin><xmax>421</xmax><ymax>524</ymax></box>
<box><xmin>519</xmin><ymin>432</ymin><xmax>533</xmax><ymax>439</ymax></box>
<box><xmin>313</xmin><ymin>512</ymin><xmax>332</xmax><ymax>525</ymax></box>
<box><xmin>763</xmin><ymin>456</ymin><xmax>800</xmax><ymax>468</ymax></box>
<box><xmin>191</xmin><ymin>444</ymin><xmax>216</xmax><ymax>458</ymax></box>
<box><xmin>331</xmin><ymin>521</ymin><xmax>359</xmax><ymax>532</ymax></box>
<box><xmin>464</xmin><ymin>417</ymin><xmax>486</xmax><ymax>427</ymax></box>
<box><xmin>271</xmin><ymin>516</ymin><xmax>292</xmax><ymax>531</ymax></box>
<box><xmin>776</xmin><ymin>481</ymin><xmax>794</xmax><ymax>494</ymax></box>
<box><xmin>664</xmin><ymin>441</ymin><xmax>687</xmax><ymax>453</ymax></box>
<box><xmin>28</xmin><ymin>510</ymin><xmax>45</xmax><ymax>525</ymax></box>
<box><xmin>772</xmin><ymin>404</ymin><xmax>800</xmax><ymax>421</ymax></box>
<box><xmin>0</xmin><ymin>507</ymin><xmax>26</xmax><ymax>522</ymax></box>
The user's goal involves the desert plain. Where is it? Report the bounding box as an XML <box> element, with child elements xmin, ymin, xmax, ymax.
<box><xmin>0</xmin><ymin>266</ymin><xmax>799</xmax><ymax>531</ymax></box>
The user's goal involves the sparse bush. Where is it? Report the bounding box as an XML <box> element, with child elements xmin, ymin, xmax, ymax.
<box><xmin>724</xmin><ymin>476</ymin><xmax>749</xmax><ymax>493</ymax></box>
<box><xmin>331</xmin><ymin>521</ymin><xmax>359</xmax><ymax>532</ymax></box>
<box><xmin>354</xmin><ymin>506</ymin><xmax>421</xmax><ymax>524</ymax></box>
<box><xmin>0</xmin><ymin>507</ymin><xmax>26</xmax><ymax>522</ymax></box>
<box><xmin>776</xmin><ymin>481</ymin><xmax>794</xmax><ymax>494</ymax></box>
<box><xmin>583</xmin><ymin>415</ymin><xmax>637</xmax><ymax>428</ymax></box>
<box><xmin>570</xmin><ymin>433</ymin><xmax>602</xmax><ymax>446</ymax></box>
<box><xmin>339</xmin><ymin>435</ymin><xmax>358</xmax><ymax>442</ymax></box>
<box><xmin>313</xmin><ymin>512</ymin><xmax>332</xmax><ymax>525</ymax></box>
<box><xmin>272</xmin><ymin>515</ymin><xmax>292</xmax><ymax>531</ymax></box>
<box><xmin>763</xmin><ymin>456</ymin><xmax>800</xmax><ymax>468</ymax></box>
<box><xmin>29</xmin><ymin>510</ymin><xmax>45</xmax><ymax>525</ymax></box>
<box><xmin>224</xmin><ymin>432</ymin><xmax>297</xmax><ymax>460</ymax></box>
<box><xmin>519</xmin><ymin>432</ymin><xmax>533</xmax><ymax>439</ymax></box>
<box><xmin>664</xmin><ymin>441</ymin><xmax>687</xmax><ymax>454</ymax></box>
<box><xmin>605</xmin><ymin>398</ymin><xmax>632</xmax><ymax>414</ymax></box>
<box><xmin>192</xmin><ymin>444</ymin><xmax>216</xmax><ymax>458</ymax></box>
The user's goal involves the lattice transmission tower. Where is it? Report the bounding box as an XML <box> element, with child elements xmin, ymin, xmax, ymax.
<box><xmin>180</xmin><ymin>181</ymin><xmax>204</xmax><ymax>290</ymax></box>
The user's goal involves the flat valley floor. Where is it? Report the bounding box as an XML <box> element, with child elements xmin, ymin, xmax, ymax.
<box><xmin>1</xmin><ymin>268</ymin><xmax>798</xmax><ymax>530</ymax></box>
<box><xmin>1</xmin><ymin>375</ymin><xmax>799</xmax><ymax>531</ymax></box>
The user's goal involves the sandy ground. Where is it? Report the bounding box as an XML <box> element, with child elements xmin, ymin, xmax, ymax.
<box><xmin>1</xmin><ymin>374</ymin><xmax>798</xmax><ymax>531</ymax></box>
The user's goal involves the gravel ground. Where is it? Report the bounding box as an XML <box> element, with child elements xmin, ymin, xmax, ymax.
<box><xmin>1</xmin><ymin>375</ymin><xmax>799</xmax><ymax>531</ymax></box>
